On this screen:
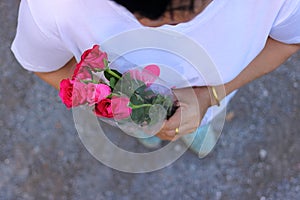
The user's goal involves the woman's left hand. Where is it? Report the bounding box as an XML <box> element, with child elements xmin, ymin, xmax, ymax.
<box><xmin>155</xmin><ymin>86</ymin><xmax>212</xmax><ymax>141</ymax></box>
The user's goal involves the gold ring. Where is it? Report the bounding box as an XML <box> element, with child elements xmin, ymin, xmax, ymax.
<box><xmin>175</xmin><ymin>128</ymin><xmax>179</xmax><ymax>135</ymax></box>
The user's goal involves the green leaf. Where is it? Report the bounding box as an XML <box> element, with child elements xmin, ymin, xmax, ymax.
<box><xmin>131</xmin><ymin>107</ymin><xmax>145</xmax><ymax>124</ymax></box>
<box><xmin>130</xmin><ymin>93</ymin><xmax>144</xmax><ymax>105</ymax></box>
<box><xmin>131</xmin><ymin>106</ymin><xmax>152</xmax><ymax>125</ymax></box>
<box><xmin>109</xmin><ymin>77</ymin><xmax>116</xmax><ymax>88</ymax></box>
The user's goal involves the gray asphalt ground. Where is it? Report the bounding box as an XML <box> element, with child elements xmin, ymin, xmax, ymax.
<box><xmin>1</xmin><ymin>1</ymin><xmax>300</xmax><ymax>199</ymax></box>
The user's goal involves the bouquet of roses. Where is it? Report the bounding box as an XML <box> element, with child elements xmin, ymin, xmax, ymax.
<box><xmin>59</xmin><ymin>45</ymin><xmax>178</xmax><ymax>132</ymax></box>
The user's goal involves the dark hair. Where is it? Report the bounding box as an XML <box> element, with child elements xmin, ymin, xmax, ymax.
<box><xmin>111</xmin><ymin>0</ymin><xmax>195</xmax><ymax>20</ymax></box>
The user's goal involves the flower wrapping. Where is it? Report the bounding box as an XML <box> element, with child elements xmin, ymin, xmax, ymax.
<box><xmin>59</xmin><ymin>45</ymin><xmax>178</xmax><ymax>133</ymax></box>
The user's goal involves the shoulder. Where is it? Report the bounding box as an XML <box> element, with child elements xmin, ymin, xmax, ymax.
<box><xmin>22</xmin><ymin>0</ymin><xmax>67</xmax><ymax>35</ymax></box>
<box><xmin>24</xmin><ymin>0</ymin><xmax>114</xmax><ymax>34</ymax></box>
<box><xmin>273</xmin><ymin>0</ymin><xmax>300</xmax><ymax>26</ymax></box>
<box><xmin>24</xmin><ymin>0</ymin><xmax>87</xmax><ymax>34</ymax></box>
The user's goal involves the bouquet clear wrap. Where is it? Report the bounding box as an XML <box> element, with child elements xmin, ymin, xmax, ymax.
<box><xmin>59</xmin><ymin>45</ymin><xmax>178</xmax><ymax>135</ymax></box>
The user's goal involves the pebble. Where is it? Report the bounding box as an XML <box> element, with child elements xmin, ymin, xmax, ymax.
<box><xmin>259</xmin><ymin>149</ymin><xmax>267</xmax><ymax>161</ymax></box>
<box><xmin>249</xmin><ymin>124</ymin><xmax>256</xmax><ymax>130</ymax></box>
<box><xmin>105</xmin><ymin>191</ymin><xmax>113</xmax><ymax>197</ymax></box>
<box><xmin>225</xmin><ymin>111</ymin><xmax>235</xmax><ymax>122</ymax></box>
<box><xmin>174</xmin><ymin>144</ymin><xmax>183</xmax><ymax>152</ymax></box>
<box><xmin>262</xmin><ymin>89</ymin><xmax>269</xmax><ymax>97</ymax></box>
<box><xmin>216</xmin><ymin>191</ymin><xmax>222</xmax><ymax>200</ymax></box>
<box><xmin>260</xmin><ymin>196</ymin><xmax>266</xmax><ymax>200</ymax></box>
<box><xmin>33</xmin><ymin>146</ymin><xmax>40</xmax><ymax>154</ymax></box>
<box><xmin>22</xmin><ymin>193</ymin><xmax>31</xmax><ymax>200</ymax></box>
<box><xmin>162</xmin><ymin>189</ymin><xmax>168</xmax><ymax>195</ymax></box>
<box><xmin>189</xmin><ymin>164</ymin><xmax>196</xmax><ymax>171</ymax></box>
<box><xmin>226</xmin><ymin>175</ymin><xmax>233</xmax><ymax>181</ymax></box>
<box><xmin>246</xmin><ymin>178</ymin><xmax>252</xmax><ymax>184</ymax></box>
<box><xmin>4</xmin><ymin>158</ymin><xmax>10</xmax><ymax>165</ymax></box>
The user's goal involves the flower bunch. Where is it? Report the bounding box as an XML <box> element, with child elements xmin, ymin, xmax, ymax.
<box><xmin>59</xmin><ymin>45</ymin><xmax>177</xmax><ymax>126</ymax></box>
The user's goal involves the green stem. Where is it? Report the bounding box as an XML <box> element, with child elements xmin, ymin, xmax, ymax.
<box><xmin>107</xmin><ymin>93</ymin><xmax>120</xmax><ymax>98</ymax></box>
<box><xmin>130</xmin><ymin>103</ymin><xmax>152</xmax><ymax>109</ymax></box>
<box><xmin>106</xmin><ymin>69</ymin><xmax>121</xmax><ymax>79</ymax></box>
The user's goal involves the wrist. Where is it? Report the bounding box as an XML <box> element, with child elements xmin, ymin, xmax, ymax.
<box><xmin>192</xmin><ymin>86</ymin><xmax>212</xmax><ymax>109</ymax></box>
<box><xmin>207</xmin><ymin>85</ymin><xmax>227</xmax><ymax>106</ymax></box>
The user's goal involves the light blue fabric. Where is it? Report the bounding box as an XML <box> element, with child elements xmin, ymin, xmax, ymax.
<box><xmin>181</xmin><ymin>124</ymin><xmax>217</xmax><ymax>158</ymax></box>
<box><xmin>132</xmin><ymin>131</ymin><xmax>162</xmax><ymax>148</ymax></box>
<box><xmin>137</xmin><ymin>136</ymin><xmax>162</xmax><ymax>149</ymax></box>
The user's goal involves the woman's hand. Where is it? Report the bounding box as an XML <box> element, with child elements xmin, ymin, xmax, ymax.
<box><xmin>154</xmin><ymin>38</ymin><xmax>300</xmax><ymax>141</ymax></box>
<box><xmin>155</xmin><ymin>86</ymin><xmax>214</xmax><ymax>141</ymax></box>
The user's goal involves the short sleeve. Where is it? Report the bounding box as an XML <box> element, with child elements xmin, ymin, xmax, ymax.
<box><xmin>270</xmin><ymin>0</ymin><xmax>300</xmax><ymax>44</ymax></box>
<box><xmin>11</xmin><ymin>0</ymin><xmax>73</xmax><ymax>72</ymax></box>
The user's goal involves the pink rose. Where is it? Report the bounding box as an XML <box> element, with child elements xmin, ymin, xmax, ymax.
<box><xmin>59</xmin><ymin>79</ymin><xmax>74</xmax><ymax>108</ymax></box>
<box><xmin>76</xmin><ymin>67</ymin><xmax>92</xmax><ymax>80</ymax></box>
<box><xmin>129</xmin><ymin>64</ymin><xmax>160</xmax><ymax>86</ymax></box>
<box><xmin>111</xmin><ymin>97</ymin><xmax>132</xmax><ymax>120</ymax></box>
<box><xmin>144</xmin><ymin>64</ymin><xmax>160</xmax><ymax>76</ymax></box>
<box><xmin>86</xmin><ymin>83</ymin><xmax>111</xmax><ymax>105</ymax></box>
<box><xmin>72</xmin><ymin>81</ymin><xmax>87</xmax><ymax>106</ymax></box>
<box><xmin>94</xmin><ymin>98</ymin><xmax>113</xmax><ymax>118</ymax></box>
<box><xmin>80</xmin><ymin>45</ymin><xmax>108</xmax><ymax>70</ymax></box>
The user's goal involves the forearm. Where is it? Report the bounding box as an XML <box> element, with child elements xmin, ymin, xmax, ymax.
<box><xmin>34</xmin><ymin>57</ymin><xmax>77</xmax><ymax>90</ymax></box>
<box><xmin>216</xmin><ymin>37</ymin><xmax>300</xmax><ymax>101</ymax></box>
<box><xmin>160</xmin><ymin>38</ymin><xmax>299</xmax><ymax>139</ymax></box>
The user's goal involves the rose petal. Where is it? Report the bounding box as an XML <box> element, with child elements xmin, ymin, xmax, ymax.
<box><xmin>144</xmin><ymin>64</ymin><xmax>160</xmax><ymax>77</ymax></box>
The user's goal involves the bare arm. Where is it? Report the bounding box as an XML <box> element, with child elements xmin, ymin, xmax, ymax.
<box><xmin>158</xmin><ymin>37</ymin><xmax>300</xmax><ymax>140</ymax></box>
<box><xmin>34</xmin><ymin>57</ymin><xmax>77</xmax><ymax>90</ymax></box>
<box><xmin>217</xmin><ymin>37</ymin><xmax>300</xmax><ymax>100</ymax></box>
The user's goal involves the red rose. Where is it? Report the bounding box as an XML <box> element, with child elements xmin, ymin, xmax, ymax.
<box><xmin>94</xmin><ymin>98</ymin><xmax>113</xmax><ymax>118</ymax></box>
<box><xmin>59</xmin><ymin>79</ymin><xmax>74</xmax><ymax>108</ymax></box>
<box><xmin>111</xmin><ymin>97</ymin><xmax>132</xmax><ymax>120</ymax></box>
<box><xmin>80</xmin><ymin>45</ymin><xmax>108</xmax><ymax>70</ymax></box>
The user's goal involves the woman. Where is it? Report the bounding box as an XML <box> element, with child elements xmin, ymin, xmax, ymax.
<box><xmin>11</xmin><ymin>0</ymin><xmax>300</xmax><ymax>155</ymax></box>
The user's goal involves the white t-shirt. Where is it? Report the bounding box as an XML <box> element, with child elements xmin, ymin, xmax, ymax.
<box><xmin>11</xmin><ymin>0</ymin><xmax>300</xmax><ymax>123</ymax></box>
<box><xmin>12</xmin><ymin>0</ymin><xmax>300</xmax><ymax>77</ymax></box>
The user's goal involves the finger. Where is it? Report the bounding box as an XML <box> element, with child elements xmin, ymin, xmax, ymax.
<box><xmin>156</xmin><ymin>127</ymin><xmax>181</xmax><ymax>140</ymax></box>
<box><xmin>156</xmin><ymin>126</ymin><xmax>180</xmax><ymax>140</ymax></box>
<box><xmin>156</xmin><ymin>132</ymin><xmax>182</xmax><ymax>141</ymax></box>
<box><xmin>160</xmin><ymin>107</ymin><xmax>182</xmax><ymax>133</ymax></box>
<box><xmin>162</xmin><ymin>111</ymin><xmax>198</xmax><ymax>137</ymax></box>
<box><xmin>171</xmin><ymin>135</ymin><xmax>181</xmax><ymax>141</ymax></box>
<box><xmin>158</xmin><ymin>125</ymin><xmax>179</xmax><ymax>138</ymax></box>
<box><xmin>155</xmin><ymin>132</ymin><xmax>175</xmax><ymax>141</ymax></box>
<box><xmin>156</xmin><ymin>124</ymin><xmax>193</xmax><ymax>141</ymax></box>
